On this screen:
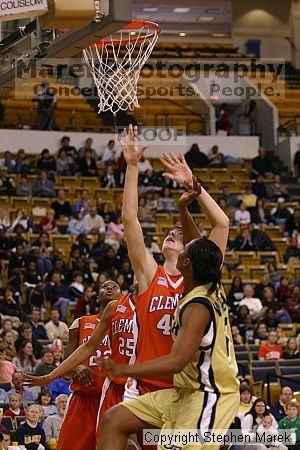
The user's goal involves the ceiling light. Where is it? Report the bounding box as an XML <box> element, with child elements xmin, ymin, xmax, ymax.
<box><xmin>179</xmin><ymin>33</ymin><xmax>187</xmax><ymax>37</ymax></box>
<box><xmin>142</xmin><ymin>7</ymin><xmax>158</xmax><ymax>12</ymax></box>
<box><xmin>173</xmin><ymin>8</ymin><xmax>191</xmax><ymax>13</ymax></box>
<box><xmin>198</xmin><ymin>16</ymin><xmax>214</xmax><ymax>22</ymax></box>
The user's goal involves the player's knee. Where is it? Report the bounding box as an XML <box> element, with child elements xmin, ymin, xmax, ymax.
<box><xmin>102</xmin><ymin>404</ymin><xmax>124</xmax><ymax>430</ymax></box>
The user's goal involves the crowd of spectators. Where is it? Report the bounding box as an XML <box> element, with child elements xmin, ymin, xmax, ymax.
<box><xmin>0</xmin><ymin>139</ymin><xmax>298</xmax><ymax>448</ymax></box>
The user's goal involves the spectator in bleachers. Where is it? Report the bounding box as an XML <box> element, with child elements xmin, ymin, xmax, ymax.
<box><xmin>39</xmin><ymin>209</ymin><xmax>58</xmax><ymax>234</ymax></box>
<box><xmin>283</xmin><ymin>237</ymin><xmax>300</xmax><ymax>264</ymax></box>
<box><xmin>12</xmin><ymin>340</ymin><xmax>36</xmax><ymax>374</ymax></box>
<box><xmin>258</xmin><ymin>331</ymin><xmax>283</xmax><ymax>361</ymax></box>
<box><xmin>184</xmin><ymin>143</ymin><xmax>209</xmax><ymax>169</ymax></box>
<box><xmin>0</xmin><ymin>151</ymin><xmax>15</xmax><ymax>174</ymax></box>
<box><xmin>238</xmin><ymin>385</ymin><xmax>254</xmax><ymax>419</ymax></box>
<box><xmin>67</xmin><ymin>212</ymin><xmax>85</xmax><ymax>235</ymax></box>
<box><xmin>254</xmin><ymin>323</ymin><xmax>269</xmax><ymax>343</ymax></box>
<box><xmin>275</xmin><ymin>326</ymin><xmax>288</xmax><ymax>346</ymax></box>
<box><xmin>0</xmin><ymin>344</ymin><xmax>18</xmax><ymax>383</ymax></box>
<box><xmin>228</xmin><ymin>276</ymin><xmax>244</xmax><ymax>315</ymax></box>
<box><xmin>15</xmin><ymin>175</ymin><xmax>32</xmax><ymax>197</ymax></box>
<box><xmin>97</xmin><ymin>245</ymin><xmax>119</xmax><ymax>276</ymax></box>
<box><xmin>78</xmin><ymin>137</ymin><xmax>97</xmax><ymax>160</ymax></box>
<box><xmin>270</xmin><ymin>387</ymin><xmax>294</xmax><ymax>422</ymax></box>
<box><xmin>15</xmin><ymin>148</ymin><xmax>28</xmax><ymax>174</ymax></box>
<box><xmin>252</xmin><ymin>147</ymin><xmax>274</xmax><ymax>178</ymax></box>
<box><xmin>286</xmin><ymin>285</ymin><xmax>300</xmax><ymax>322</ymax></box>
<box><xmin>0</xmin><ymin>372</ymin><xmax>36</xmax><ymax>404</ymax></box>
<box><xmin>31</xmin><ymin>232</ymin><xmax>53</xmax><ymax>277</ymax></box>
<box><xmin>82</xmin><ymin>206</ymin><xmax>106</xmax><ymax>234</ymax></box>
<box><xmin>101</xmin><ymin>165</ymin><xmax>117</xmax><ymax>188</ymax></box>
<box><xmin>157</xmin><ymin>187</ymin><xmax>177</xmax><ymax>213</ymax></box>
<box><xmin>15</xmin><ymin>323</ymin><xmax>42</xmax><ymax>360</ymax></box>
<box><xmin>51</xmin><ymin>342</ymin><xmax>63</xmax><ymax>367</ymax></box>
<box><xmin>234</xmin><ymin>201</ymin><xmax>251</xmax><ymax>225</ymax></box>
<box><xmin>0</xmin><ymin>286</ymin><xmax>23</xmax><ymax>320</ymax></box>
<box><xmin>240</xmin><ymin>186</ymin><xmax>257</xmax><ymax>209</ymax></box>
<box><xmin>285</xmin><ymin>208</ymin><xmax>300</xmax><ymax>236</ymax></box>
<box><xmin>277</xmin><ymin>276</ymin><xmax>292</xmax><ymax>304</ymax></box>
<box><xmin>207</xmin><ymin>145</ymin><xmax>220</xmax><ymax>166</ymax></box>
<box><xmin>1</xmin><ymin>330</ymin><xmax>17</xmax><ymax>361</ymax></box>
<box><xmin>34</xmin><ymin>348</ymin><xmax>55</xmax><ymax>376</ymax></box>
<box><xmin>102</xmin><ymin>139</ymin><xmax>116</xmax><ymax>166</ymax></box>
<box><xmin>43</xmin><ymin>393</ymin><xmax>68</xmax><ymax>446</ymax></box>
<box><xmin>0</xmin><ymin>319</ymin><xmax>18</xmax><ymax>341</ymax></box>
<box><xmin>32</xmin><ymin>170</ymin><xmax>56</xmax><ymax>198</ymax></box>
<box><xmin>107</xmin><ymin>213</ymin><xmax>124</xmax><ymax>238</ymax></box>
<box><xmin>137</xmin><ymin>197</ymin><xmax>155</xmax><ymax>223</ymax></box>
<box><xmin>0</xmin><ymin>210</ymin><xmax>10</xmax><ymax>231</ymax></box>
<box><xmin>45</xmin><ymin>273</ymin><xmax>73</xmax><ymax>320</ymax></box>
<box><xmin>255</xmin><ymin>274</ymin><xmax>274</xmax><ymax>300</ymax></box>
<box><xmin>74</xmin><ymin>285</ymin><xmax>97</xmax><ymax>318</ymax></box>
<box><xmin>47</xmin><ymin>376</ymin><xmax>71</xmax><ymax>400</ymax></box>
<box><xmin>241</xmin><ymin>398</ymin><xmax>277</xmax><ymax>434</ymax></box>
<box><xmin>138</xmin><ymin>155</ymin><xmax>153</xmax><ymax>174</ymax></box>
<box><xmin>232</xmin><ymin>228</ymin><xmax>255</xmax><ymax>251</ymax></box>
<box><xmin>278</xmin><ymin>401</ymin><xmax>300</xmax><ymax>447</ymax></box>
<box><xmin>252</xmin><ymin>175</ymin><xmax>268</xmax><ymax>199</ymax></box>
<box><xmin>28</xmin><ymin>308</ymin><xmax>47</xmax><ymax>341</ymax></box>
<box><xmin>262</xmin><ymin>286</ymin><xmax>279</xmax><ymax>311</ymax></box>
<box><xmin>271</xmin><ymin>198</ymin><xmax>292</xmax><ymax>225</ymax></box>
<box><xmin>90</xmin><ymin>233</ymin><xmax>109</xmax><ymax>264</ymax></box>
<box><xmin>0</xmin><ymin>166</ymin><xmax>14</xmax><ymax>196</ymax></box>
<box><xmin>12</xmin><ymin>403</ymin><xmax>46</xmax><ymax>450</ymax></box>
<box><xmin>231</xmin><ymin>325</ymin><xmax>243</xmax><ymax>344</ymax></box>
<box><xmin>8</xmin><ymin>210</ymin><xmax>33</xmax><ymax>233</ymax></box>
<box><xmin>68</xmin><ymin>272</ymin><xmax>84</xmax><ymax>301</ymax></box>
<box><xmin>56</xmin><ymin>148</ymin><xmax>74</xmax><ymax>176</ymax></box>
<box><xmin>239</xmin><ymin>285</ymin><xmax>263</xmax><ymax>319</ymax></box>
<box><xmin>38</xmin><ymin>389</ymin><xmax>57</xmax><ymax>417</ymax></box>
<box><xmin>44</xmin><ymin>309</ymin><xmax>68</xmax><ymax>341</ymax></box>
<box><xmin>251</xmin><ymin>198</ymin><xmax>271</xmax><ymax>225</ymax></box>
<box><xmin>268</xmin><ymin>174</ymin><xmax>289</xmax><ymax>201</ymax></box>
<box><xmin>51</xmin><ymin>189</ymin><xmax>72</xmax><ymax>220</ymax></box>
<box><xmin>73</xmin><ymin>189</ymin><xmax>92</xmax><ymax>216</ymax></box>
<box><xmin>244</xmin><ymin>315</ymin><xmax>255</xmax><ymax>343</ymax></box>
<box><xmin>3</xmin><ymin>393</ymin><xmax>25</xmax><ymax>418</ymax></box>
<box><xmin>266</xmin><ymin>261</ymin><xmax>283</xmax><ymax>290</ymax></box>
<box><xmin>257</xmin><ymin>415</ymin><xmax>288</xmax><ymax>450</ymax></box>
<box><xmin>9</xmin><ymin>225</ymin><xmax>29</xmax><ymax>250</ymax></box>
<box><xmin>97</xmin><ymin>201</ymin><xmax>114</xmax><ymax>224</ymax></box>
<box><xmin>222</xmin><ymin>186</ymin><xmax>240</xmax><ymax>209</ymax></box>
<box><xmin>218</xmin><ymin>103</ymin><xmax>232</xmax><ymax>135</ymax></box>
<box><xmin>36</xmin><ymin>149</ymin><xmax>56</xmax><ymax>175</ymax></box>
<box><xmin>78</xmin><ymin>148</ymin><xmax>98</xmax><ymax>177</ymax></box>
<box><xmin>236</xmin><ymin>305</ymin><xmax>250</xmax><ymax>336</ymax></box>
<box><xmin>283</xmin><ymin>337</ymin><xmax>299</xmax><ymax>359</ymax></box>
<box><xmin>58</xmin><ymin>136</ymin><xmax>78</xmax><ymax>165</ymax></box>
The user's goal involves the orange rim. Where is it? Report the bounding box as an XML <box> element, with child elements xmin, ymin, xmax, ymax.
<box><xmin>93</xmin><ymin>20</ymin><xmax>161</xmax><ymax>47</ymax></box>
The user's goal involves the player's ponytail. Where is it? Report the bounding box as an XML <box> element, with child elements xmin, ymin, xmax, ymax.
<box><xmin>186</xmin><ymin>238</ymin><xmax>222</xmax><ymax>294</ymax></box>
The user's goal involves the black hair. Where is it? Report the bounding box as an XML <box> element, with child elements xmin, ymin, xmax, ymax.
<box><xmin>245</xmin><ymin>398</ymin><xmax>268</xmax><ymax>422</ymax></box>
<box><xmin>186</xmin><ymin>239</ymin><xmax>222</xmax><ymax>295</ymax></box>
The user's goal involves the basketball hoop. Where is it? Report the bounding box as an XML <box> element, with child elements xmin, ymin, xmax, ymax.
<box><xmin>83</xmin><ymin>20</ymin><xmax>161</xmax><ymax>115</ymax></box>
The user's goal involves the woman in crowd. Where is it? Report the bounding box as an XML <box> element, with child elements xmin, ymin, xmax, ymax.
<box><xmin>237</xmin><ymin>385</ymin><xmax>255</xmax><ymax>420</ymax></box>
<box><xmin>1</xmin><ymin>329</ymin><xmax>17</xmax><ymax>361</ymax></box>
<box><xmin>8</xmin><ymin>209</ymin><xmax>34</xmax><ymax>233</ymax></box>
<box><xmin>0</xmin><ymin>344</ymin><xmax>18</xmax><ymax>383</ymax></box>
<box><xmin>286</xmin><ymin>285</ymin><xmax>300</xmax><ymax>322</ymax></box>
<box><xmin>12</xmin><ymin>340</ymin><xmax>36</xmax><ymax>374</ymax></box>
<box><xmin>283</xmin><ymin>337</ymin><xmax>299</xmax><ymax>359</ymax></box>
<box><xmin>107</xmin><ymin>213</ymin><xmax>124</xmax><ymax>238</ymax></box>
<box><xmin>251</xmin><ymin>198</ymin><xmax>270</xmax><ymax>225</ymax></box>
<box><xmin>38</xmin><ymin>389</ymin><xmax>57</xmax><ymax>417</ymax></box>
<box><xmin>254</xmin><ymin>323</ymin><xmax>269</xmax><ymax>344</ymax></box>
<box><xmin>241</xmin><ymin>398</ymin><xmax>277</xmax><ymax>433</ymax></box>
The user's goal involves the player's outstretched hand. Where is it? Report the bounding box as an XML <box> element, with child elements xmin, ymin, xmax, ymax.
<box><xmin>178</xmin><ymin>176</ymin><xmax>202</xmax><ymax>209</ymax></box>
<box><xmin>74</xmin><ymin>365</ymin><xmax>94</xmax><ymax>387</ymax></box>
<box><xmin>21</xmin><ymin>373</ymin><xmax>52</xmax><ymax>388</ymax></box>
<box><xmin>118</xmin><ymin>124</ymin><xmax>148</xmax><ymax>166</ymax></box>
<box><xmin>160</xmin><ymin>152</ymin><xmax>193</xmax><ymax>189</ymax></box>
<box><xmin>96</xmin><ymin>358</ymin><xmax>126</xmax><ymax>378</ymax></box>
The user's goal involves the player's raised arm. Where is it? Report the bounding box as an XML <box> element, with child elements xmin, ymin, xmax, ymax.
<box><xmin>120</xmin><ymin>125</ymin><xmax>157</xmax><ymax>293</ymax></box>
<box><xmin>22</xmin><ymin>300</ymin><xmax>117</xmax><ymax>387</ymax></box>
<box><xmin>161</xmin><ymin>152</ymin><xmax>229</xmax><ymax>262</ymax></box>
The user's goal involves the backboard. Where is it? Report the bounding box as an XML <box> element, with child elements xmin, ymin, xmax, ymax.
<box><xmin>0</xmin><ymin>0</ymin><xmax>132</xmax><ymax>94</ymax></box>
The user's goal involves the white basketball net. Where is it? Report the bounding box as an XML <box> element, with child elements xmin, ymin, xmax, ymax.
<box><xmin>83</xmin><ymin>21</ymin><xmax>160</xmax><ymax>115</ymax></box>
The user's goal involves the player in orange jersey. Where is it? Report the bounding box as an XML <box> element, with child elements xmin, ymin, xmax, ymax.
<box><xmin>56</xmin><ymin>280</ymin><xmax>121</xmax><ymax>450</ymax></box>
<box><xmin>22</xmin><ymin>283</ymin><xmax>136</xmax><ymax>446</ymax></box>
<box><xmin>118</xmin><ymin>126</ymin><xmax>228</xmax><ymax>401</ymax></box>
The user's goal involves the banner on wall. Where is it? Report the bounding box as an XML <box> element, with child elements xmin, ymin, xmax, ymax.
<box><xmin>0</xmin><ymin>0</ymin><xmax>48</xmax><ymax>21</ymax></box>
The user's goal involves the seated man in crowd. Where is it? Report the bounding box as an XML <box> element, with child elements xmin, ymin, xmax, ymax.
<box><xmin>42</xmin><ymin>394</ymin><xmax>68</xmax><ymax>447</ymax></box>
<box><xmin>44</xmin><ymin>308</ymin><xmax>68</xmax><ymax>342</ymax></box>
<box><xmin>34</xmin><ymin>349</ymin><xmax>56</xmax><ymax>376</ymax></box>
<box><xmin>270</xmin><ymin>386</ymin><xmax>294</xmax><ymax>421</ymax></box>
